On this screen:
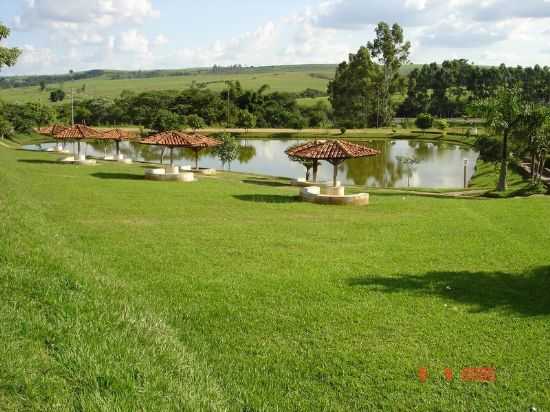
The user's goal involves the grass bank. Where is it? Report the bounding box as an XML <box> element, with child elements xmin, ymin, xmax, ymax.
<box><xmin>1</xmin><ymin>145</ymin><xmax>549</xmax><ymax>411</ymax></box>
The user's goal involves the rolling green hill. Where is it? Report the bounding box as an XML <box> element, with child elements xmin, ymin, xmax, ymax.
<box><xmin>0</xmin><ymin>65</ymin><xmax>337</xmax><ymax>104</ymax></box>
<box><xmin>0</xmin><ymin>64</ymin><xmax>423</xmax><ymax>105</ymax></box>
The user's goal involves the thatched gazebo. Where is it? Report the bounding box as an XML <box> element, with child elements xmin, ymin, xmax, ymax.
<box><xmin>54</xmin><ymin>124</ymin><xmax>101</xmax><ymax>159</ymax></box>
<box><xmin>287</xmin><ymin>140</ymin><xmax>380</xmax><ymax>187</ymax></box>
<box><xmin>97</xmin><ymin>128</ymin><xmax>133</xmax><ymax>159</ymax></box>
<box><xmin>140</xmin><ymin>131</ymin><xmax>220</xmax><ymax>167</ymax></box>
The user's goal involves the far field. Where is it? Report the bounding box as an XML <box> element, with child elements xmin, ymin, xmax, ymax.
<box><xmin>0</xmin><ymin>65</ymin><xmax>336</xmax><ymax>104</ymax></box>
<box><xmin>1</xmin><ymin>137</ymin><xmax>549</xmax><ymax>411</ymax></box>
<box><xmin>0</xmin><ymin>64</ymin><xmax>423</xmax><ymax>105</ymax></box>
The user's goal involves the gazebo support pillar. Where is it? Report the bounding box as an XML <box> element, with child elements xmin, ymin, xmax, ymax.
<box><xmin>312</xmin><ymin>159</ymin><xmax>319</xmax><ymax>183</ymax></box>
<box><xmin>194</xmin><ymin>148</ymin><xmax>200</xmax><ymax>170</ymax></box>
<box><xmin>170</xmin><ymin>147</ymin><xmax>174</xmax><ymax>166</ymax></box>
<box><xmin>330</xmin><ymin>160</ymin><xmax>343</xmax><ymax>187</ymax></box>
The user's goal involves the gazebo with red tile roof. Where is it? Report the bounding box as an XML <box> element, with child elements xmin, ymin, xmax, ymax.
<box><xmin>96</xmin><ymin>128</ymin><xmax>133</xmax><ymax>158</ymax></box>
<box><xmin>286</xmin><ymin>140</ymin><xmax>324</xmax><ymax>182</ymax></box>
<box><xmin>185</xmin><ymin>133</ymin><xmax>222</xmax><ymax>170</ymax></box>
<box><xmin>54</xmin><ymin>124</ymin><xmax>102</xmax><ymax>158</ymax></box>
<box><xmin>140</xmin><ymin>131</ymin><xmax>221</xmax><ymax>167</ymax></box>
<box><xmin>37</xmin><ymin>124</ymin><xmax>68</xmax><ymax>136</ymax></box>
<box><xmin>287</xmin><ymin>139</ymin><xmax>380</xmax><ymax>187</ymax></box>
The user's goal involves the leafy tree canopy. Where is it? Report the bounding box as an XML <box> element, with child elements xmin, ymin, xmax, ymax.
<box><xmin>0</xmin><ymin>24</ymin><xmax>21</xmax><ymax>71</ymax></box>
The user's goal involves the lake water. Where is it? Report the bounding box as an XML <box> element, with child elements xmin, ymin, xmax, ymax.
<box><xmin>26</xmin><ymin>138</ymin><xmax>479</xmax><ymax>189</ymax></box>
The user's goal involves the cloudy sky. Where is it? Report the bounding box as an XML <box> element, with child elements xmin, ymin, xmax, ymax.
<box><xmin>1</xmin><ymin>0</ymin><xmax>550</xmax><ymax>76</ymax></box>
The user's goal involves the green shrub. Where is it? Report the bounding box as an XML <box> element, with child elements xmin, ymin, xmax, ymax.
<box><xmin>415</xmin><ymin>113</ymin><xmax>433</xmax><ymax>131</ymax></box>
<box><xmin>434</xmin><ymin>119</ymin><xmax>449</xmax><ymax>132</ymax></box>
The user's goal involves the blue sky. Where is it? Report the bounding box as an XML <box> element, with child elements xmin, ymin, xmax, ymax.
<box><xmin>2</xmin><ymin>0</ymin><xmax>550</xmax><ymax>76</ymax></box>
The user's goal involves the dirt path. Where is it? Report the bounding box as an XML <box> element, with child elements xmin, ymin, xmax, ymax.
<box><xmin>372</xmin><ymin>189</ymin><xmax>489</xmax><ymax>198</ymax></box>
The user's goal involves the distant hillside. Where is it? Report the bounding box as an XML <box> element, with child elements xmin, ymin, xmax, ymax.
<box><xmin>0</xmin><ymin>65</ymin><xmax>340</xmax><ymax>104</ymax></box>
<box><xmin>0</xmin><ymin>64</ymin><xmax>421</xmax><ymax>105</ymax></box>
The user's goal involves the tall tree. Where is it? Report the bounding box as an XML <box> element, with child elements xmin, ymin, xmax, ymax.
<box><xmin>518</xmin><ymin>104</ymin><xmax>549</xmax><ymax>181</ymax></box>
<box><xmin>0</xmin><ymin>24</ymin><xmax>20</xmax><ymax>71</ymax></box>
<box><xmin>470</xmin><ymin>87</ymin><xmax>526</xmax><ymax>192</ymax></box>
<box><xmin>367</xmin><ymin>22</ymin><xmax>410</xmax><ymax>126</ymax></box>
<box><xmin>328</xmin><ymin>46</ymin><xmax>378</xmax><ymax>128</ymax></box>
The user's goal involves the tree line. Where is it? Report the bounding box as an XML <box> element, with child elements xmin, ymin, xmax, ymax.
<box><xmin>399</xmin><ymin>60</ymin><xmax>550</xmax><ymax>118</ymax></box>
<box><xmin>0</xmin><ymin>82</ymin><xmax>332</xmax><ymax>137</ymax></box>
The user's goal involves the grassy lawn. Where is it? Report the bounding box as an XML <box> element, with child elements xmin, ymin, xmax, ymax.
<box><xmin>1</xmin><ymin>144</ymin><xmax>549</xmax><ymax>411</ymax></box>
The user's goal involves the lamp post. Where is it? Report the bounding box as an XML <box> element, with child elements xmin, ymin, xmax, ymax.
<box><xmin>69</xmin><ymin>69</ymin><xmax>75</xmax><ymax>126</ymax></box>
<box><xmin>225</xmin><ymin>81</ymin><xmax>231</xmax><ymax>129</ymax></box>
<box><xmin>464</xmin><ymin>158</ymin><xmax>469</xmax><ymax>189</ymax></box>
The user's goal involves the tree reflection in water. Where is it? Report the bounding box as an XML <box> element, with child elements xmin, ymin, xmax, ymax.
<box><xmin>344</xmin><ymin>140</ymin><xmax>403</xmax><ymax>187</ymax></box>
<box><xmin>41</xmin><ymin>138</ymin><xmax>477</xmax><ymax>189</ymax></box>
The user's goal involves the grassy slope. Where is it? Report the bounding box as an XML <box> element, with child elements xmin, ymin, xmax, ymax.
<box><xmin>1</xmin><ymin>146</ymin><xmax>549</xmax><ymax>411</ymax></box>
<box><xmin>0</xmin><ymin>64</ymin><xmax>421</xmax><ymax>105</ymax></box>
<box><xmin>0</xmin><ymin>66</ymin><xmax>336</xmax><ymax>104</ymax></box>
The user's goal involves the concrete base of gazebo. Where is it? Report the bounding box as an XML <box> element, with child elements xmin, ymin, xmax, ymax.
<box><xmin>58</xmin><ymin>156</ymin><xmax>97</xmax><ymax>166</ymax></box>
<box><xmin>144</xmin><ymin>168</ymin><xmax>196</xmax><ymax>182</ymax></box>
<box><xmin>191</xmin><ymin>168</ymin><xmax>217</xmax><ymax>176</ymax></box>
<box><xmin>300</xmin><ymin>186</ymin><xmax>370</xmax><ymax>206</ymax></box>
<box><xmin>100</xmin><ymin>155</ymin><xmax>132</xmax><ymax>164</ymax></box>
<box><xmin>46</xmin><ymin>147</ymin><xmax>70</xmax><ymax>154</ymax></box>
<box><xmin>291</xmin><ymin>178</ymin><xmax>333</xmax><ymax>187</ymax></box>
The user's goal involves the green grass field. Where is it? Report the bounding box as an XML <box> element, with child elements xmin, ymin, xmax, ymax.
<box><xmin>0</xmin><ymin>64</ymin><xmax>423</xmax><ymax>106</ymax></box>
<box><xmin>0</xmin><ymin>65</ymin><xmax>336</xmax><ymax>104</ymax></box>
<box><xmin>1</xmin><ymin>142</ymin><xmax>549</xmax><ymax>411</ymax></box>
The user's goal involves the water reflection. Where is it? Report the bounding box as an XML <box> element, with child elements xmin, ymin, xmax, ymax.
<box><xmin>26</xmin><ymin>139</ymin><xmax>479</xmax><ymax>189</ymax></box>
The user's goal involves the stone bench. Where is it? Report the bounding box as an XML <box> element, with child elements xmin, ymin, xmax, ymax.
<box><xmin>300</xmin><ymin>186</ymin><xmax>370</xmax><ymax>206</ymax></box>
<box><xmin>144</xmin><ymin>168</ymin><xmax>196</xmax><ymax>182</ymax></box>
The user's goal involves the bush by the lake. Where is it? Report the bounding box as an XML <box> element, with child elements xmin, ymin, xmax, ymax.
<box><xmin>415</xmin><ymin>113</ymin><xmax>433</xmax><ymax>131</ymax></box>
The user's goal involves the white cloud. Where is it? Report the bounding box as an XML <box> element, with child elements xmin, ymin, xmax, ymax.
<box><xmin>171</xmin><ymin>21</ymin><xmax>279</xmax><ymax>67</ymax></box>
<box><xmin>314</xmin><ymin>0</ymin><xmax>446</xmax><ymax>29</ymax></box>
<box><xmin>4</xmin><ymin>0</ymin><xmax>550</xmax><ymax>75</ymax></box>
<box><xmin>117</xmin><ymin>30</ymin><xmax>150</xmax><ymax>55</ymax></box>
<box><xmin>14</xmin><ymin>0</ymin><xmax>160</xmax><ymax>30</ymax></box>
<box><xmin>418</xmin><ymin>19</ymin><xmax>509</xmax><ymax>48</ymax></box>
<box><xmin>153</xmin><ymin>34</ymin><xmax>168</xmax><ymax>46</ymax></box>
<box><xmin>7</xmin><ymin>45</ymin><xmax>56</xmax><ymax>75</ymax></box>
<box><xmin>470</xmin><ymin>0</ymin><xmax>550</xmax><ymax>21</ymax></box>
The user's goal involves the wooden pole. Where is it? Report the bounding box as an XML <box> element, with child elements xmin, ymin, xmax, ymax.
<box><xmin>170</xmin><ymin>147</ymin><xmax>174</xmax><ymax>166</ymax></box>
<box><xmin>332</xmin><ymin>161</ymin><xmax>338</xmax><ymax>187</ymax></box>
<box><xmin>195</xmin><ymin>149</ymin><xmax>199</xmax><ymax>170</ymax></box>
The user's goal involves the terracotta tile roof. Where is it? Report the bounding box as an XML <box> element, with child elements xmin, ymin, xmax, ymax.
<box><xmin>54</xmin><ymin>124</ymin><xmax>101</xmax><ymax>140</ymax></box>
<box><xmin>98</xmin><ymin>128</ymin><xmax>133</xmax><ymax>141</ymax></box>
<box><xmin>287</xmin><ymin>139</ymin><xmax>379</xmax><ymax>160</ymax></box>
<box><xmin>285</xmin><ymin>140</ymin><xmax>322</xmax><ymax>157</ymax></box>
<box><xmin>189</xmin><ymin>133</ymin><xmax>223</xmax><ymax>148</ymax></box>
<box><xmin>140</xmin><ymin>131</ymin><xmax>221</xmax><ymax>148</ymax></box>
<box><xmin>37</xmin><ymin>124</ymin><xmax>68</xmax><ymax>136</ymax></box>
